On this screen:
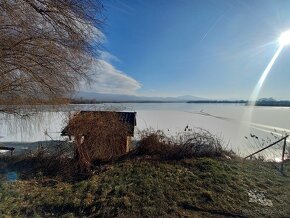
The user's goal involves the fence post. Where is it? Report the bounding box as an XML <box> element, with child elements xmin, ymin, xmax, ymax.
<box><xmin>281</xmin><ymin>137</ymin><xmax>287</xmax><ymax>173</ymax></box>
<box><xmin>244</xmin><ymin>136</ymin><xmax>287</xmax><ymax>159</ymax></box>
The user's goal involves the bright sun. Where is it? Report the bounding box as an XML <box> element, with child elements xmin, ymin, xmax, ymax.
<box><xmin>279</xmin><ymin>30</ymin><xmax>290</xmax><ymax>46</ymax></box>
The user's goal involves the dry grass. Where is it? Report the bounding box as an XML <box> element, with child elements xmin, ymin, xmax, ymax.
<box><xmin>135</xmin><ymin>128</ymin><xmax>235</xmax><ymax>160</ymax></box>
<box><xmin>1</xmin><ymin>158</ymin><xmax>290</xmax><ymax>217</ymax></box>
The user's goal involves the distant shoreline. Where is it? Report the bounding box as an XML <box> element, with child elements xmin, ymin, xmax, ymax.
<box><xmin>188</xmin><ymin>100</ymin><xmax>290</xmax><ymax>107</ymax></box>
<box><xmin>70</xmin><ymin>99</ymin><xmax>290</xmax><ymax>107</ymax></box>
<box><xmin>187</xmin><ymin>100</ymin><xmax>247</xmax><ymax>104</ymax></box>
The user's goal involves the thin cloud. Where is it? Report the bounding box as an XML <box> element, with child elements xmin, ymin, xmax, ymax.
<box><xmin>105</xmin><ymin>0</ymin><xmax>135</xmax><ymax>15</ymax></box>
<box><xmin>99</xmin><ymin>50</ymin><xmax>120</xmax><ymax>63</ymax></box>
<box><xmin>201</xmin><ymin>14</ymin><xmax>224</xmax><ymax>42</ymax></box>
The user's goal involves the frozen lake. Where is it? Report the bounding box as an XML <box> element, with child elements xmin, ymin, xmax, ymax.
<box><xmin>0</xmin><ymin>103</ymin><xmax>289</xmax><ymax>158</ymax></box>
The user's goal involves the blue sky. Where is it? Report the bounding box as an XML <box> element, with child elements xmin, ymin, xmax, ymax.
<box><xmin>89</xmin><ymin>0</ymin><xmax>290</xmax><ymax>100</ymax></box>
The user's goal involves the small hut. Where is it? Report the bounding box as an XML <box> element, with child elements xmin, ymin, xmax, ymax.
<box><xmin>61</xmin><ymin>111</ymin><xmax>137</xmax><ymax>157</ymax></box>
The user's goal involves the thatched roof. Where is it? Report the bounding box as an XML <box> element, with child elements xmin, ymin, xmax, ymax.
<box><xmin>61</xmin><ymin>111</ymin><xmax>137</xmax><ymax>137</ymax></box>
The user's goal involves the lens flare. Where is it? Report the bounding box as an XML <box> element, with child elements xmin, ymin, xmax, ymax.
<box><xmin>238</xmin><ymin>31</ymin><xmax>289</xmax><ymax>148</ymax></box>
<box><xmin>249</xmin><ymin>30</ymin><xmax>290</xmax><ymax>105</ymax></box>
<box><xmin>248</xmin><ymin>46</ymin><xmax>283</xmax><ymax>105</ymax></box>
<box><xmin>279</xmin><ymin>30</ymin><xmax>290</xmax><ymax>46</ymax></box>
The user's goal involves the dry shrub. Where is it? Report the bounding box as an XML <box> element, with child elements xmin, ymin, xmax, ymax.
<box><xmin>172</xmin><ymin>129</ymin><xmax>228</xmax><ymax>159</ymax></box>
<box><xmin>136</xmin><ymin>128</ymin><xmax>234</xmax><ymax>160</ymax></box>
<box><xmin>136</xmin><ymin>130</ymin><xmax>172</xmax><ymax>156</ymax></box>
<box><xmin>66</xmin><ymin>112</ymin><xmax>129</xmax><ymax>171</ymax></box>
<box><xmin>36</xmin><ymin>141</ymin><xmax>76</xmax><ymax>179</ymax></box>
<box><xmin>5</xmin><ymin>141</ymin><xmax>77</xmax><ymax>181</ymax></box>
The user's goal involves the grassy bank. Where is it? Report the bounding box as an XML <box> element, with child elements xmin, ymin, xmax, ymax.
<box><xmin>1</xmin><ymin>157</ymin><xmax>290</xmax><ymax>217</ymax></box>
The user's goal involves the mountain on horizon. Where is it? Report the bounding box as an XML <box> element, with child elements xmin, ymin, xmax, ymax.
<box><xmin>74</xmin><ymin>91</ymin><xmax>206</xmax><ymax>102</ymax></box>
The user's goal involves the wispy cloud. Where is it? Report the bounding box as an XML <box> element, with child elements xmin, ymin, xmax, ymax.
<box><xmin>201</xmin><ymin>14</ymin><xmax>224</xmax><ymax>42</ymax></box>
<box><xmin>82</xmin><ymin>59</ymin><xmax>141</xmax><ymax>95</ymax></box>
<box><xmin>99</xmin><ymin>50</ymin><xmax>120</xmax><ymax>63</ymax></box>
<box><xmin>105</xmin><ymin>0</ymin><xmax>135</xmax><ymax>15</ymax></box>
<box><xmin>79</xmin><ymin>28</ymin><xmax>141</xmax><ymax>94</ymax></box>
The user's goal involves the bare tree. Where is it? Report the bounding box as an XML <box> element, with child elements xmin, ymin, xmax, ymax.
<box><xmin>0</xmin><ymin>0</ymin><xmax>103</xmax><ymax>109</ymax></box>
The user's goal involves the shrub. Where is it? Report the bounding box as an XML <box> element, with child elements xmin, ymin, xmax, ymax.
<box><xmin>2</xmin><ymin>141</ymin><xmax>78</xmax><ymax>181</ymax></box>
<box><xmin>136</xmin><ymin>128</ymin><xmax>233</xmax><ymax>160</ymax></box>
<box><xmin>136</xmin><ymin>130</ymin><xmax>172</xmax><ymax>156</ymax></box>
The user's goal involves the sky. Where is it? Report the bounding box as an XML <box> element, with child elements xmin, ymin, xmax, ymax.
<box><xmin>87</xmin><ymin>0</ymin><xmax>290</xmax><ymax>100</ymax></box>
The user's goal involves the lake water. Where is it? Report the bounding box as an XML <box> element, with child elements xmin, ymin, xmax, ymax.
<box><xmin>0</xmin><ymin>103</ymin><xmax>289</xmax><ymax>158</ymax></box>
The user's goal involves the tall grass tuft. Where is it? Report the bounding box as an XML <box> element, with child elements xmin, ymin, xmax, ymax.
<box><xmin>135</xmin><ymin>128</ymin><xmax>235</xmax><ymax>160</ymax></box>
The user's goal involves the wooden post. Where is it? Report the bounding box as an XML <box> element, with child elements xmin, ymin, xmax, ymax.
<box><xmin>281</xmin><ymin>137</ymin><xmax>287</xmax><ymax>173</ymax></box>
<box><xmin>126</xmin><ymin>136</ymin><xmax>132</xmax><ymax>153</ymax></box>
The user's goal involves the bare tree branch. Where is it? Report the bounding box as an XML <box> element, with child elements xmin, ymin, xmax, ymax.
<box><xmin>0</xmin><ymin>0</ymin><xmax>104</xmax><ymax>108</ymax></box>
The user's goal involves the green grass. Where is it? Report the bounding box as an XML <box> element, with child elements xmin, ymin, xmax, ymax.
<box><xmin>0</xmin><ymin>158</ymin><xmax>290</xmax><ymax>217</ymax></box>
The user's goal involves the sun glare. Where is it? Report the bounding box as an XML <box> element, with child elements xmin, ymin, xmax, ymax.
<box><xmin>279</xmin><ymin>30</ymin><xmax>290</xmax><ymax>46</ymax></box>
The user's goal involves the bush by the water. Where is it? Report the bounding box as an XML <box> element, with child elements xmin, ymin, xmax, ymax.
<box><xmin>135</xmin><ymin>128</ymin><xmax>235</xmax><ymax>160</ymax></box>
<box><xmin>2</xmin><ymin>141</ymin><xmax>79</xmax><ymax>181</ymax></box>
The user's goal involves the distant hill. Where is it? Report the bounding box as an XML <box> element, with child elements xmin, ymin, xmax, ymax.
<box><xmin>73</xmin><ymin>91</ymin><xmax>206</xmax><ymax>103</ymax></box>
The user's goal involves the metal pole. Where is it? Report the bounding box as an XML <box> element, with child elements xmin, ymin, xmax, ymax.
<box><xmin>281</xmin><ymin>137</ymin><xmax>287</xmax><ymax>173</ymax></box>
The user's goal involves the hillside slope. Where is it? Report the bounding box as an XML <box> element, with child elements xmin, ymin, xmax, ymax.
<box><xmin>0</xmin><ymin>158</ymin><xmax>289</xmax><ymax>217</ymax></box>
